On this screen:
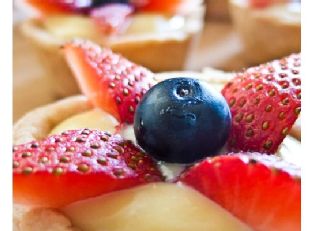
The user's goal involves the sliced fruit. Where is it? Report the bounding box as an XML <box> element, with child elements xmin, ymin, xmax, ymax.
<box><xmin>90</xmin><ymin>4</ymin><xmax>134</xmax><ymax>35</ymax></box>
<box><xmin>133</xmin><ymin>0</ymin><xmax>198</xmax><ymax>14</ymax></box>
<box><xmin>180</xmin><ymin>153</ymin><xmax>301</xmax><ymax>231</ymax></box>
<box><xmin>63</xmin><ymin>39</ymin><xmax>155</xmax><ymax>124</ymax></box>
<box><xmin>249</xmin><ymin>0</ymin><xmax>272</xmax><ymax>8</ymax></box>
<box><xmin>248</xmin><ymin>0</ymin><xmax>287</xmax><ymax>8</ymax></box>
<box><xmin>62</xmin><ymin>183</ymin><xmax>251</xmax><ymax>231</ymax></box>
<box><xmin>13</xmin><ymin>129</ymin><xmax>163</xmax><ymax>207</ymax></box>
<box><xmin>25</xmin><ymin>0</ymin><xmax>91</xmax><ymax>15</ymax></box>
<box><xmin>222</xmin><ymin>53</ymin><xmax>301</xmax><ymax>153</ymax></box>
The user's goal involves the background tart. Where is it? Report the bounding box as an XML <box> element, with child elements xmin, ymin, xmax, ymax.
<box><xmin>229</xmin><ymin>0</ymin><xmax>300</xmax><ymax>65</ymax></box>
<box><xmin>17</xmin><ymin>2</ymin><xmax>204</xmax><ymax>98</ymax></box>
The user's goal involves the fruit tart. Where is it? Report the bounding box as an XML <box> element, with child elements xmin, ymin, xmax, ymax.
<box><xmin>16</xmin><ymin>0</ymin><xmax>204</xmax><ymax>97</ymax></box>
<box><xmin>229</xmin><ymin>0</ymin><xmax>300</xmax><ymax>65</ymax></box>
<box><xmin>13</xmin><ymin>40</ymin><xmax>301</xmax><ymax>231</ymax></box>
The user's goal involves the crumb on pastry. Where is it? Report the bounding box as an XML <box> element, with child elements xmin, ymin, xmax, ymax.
<box><xmin>14</xmin><ymin>205</ymin><xmax>80</xmax><ymax>231</ymax></box>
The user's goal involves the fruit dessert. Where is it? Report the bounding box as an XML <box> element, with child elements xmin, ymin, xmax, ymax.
<box><xmin>229</xmin><ymin>0</ymin><xmax>300</xmax><ymax>65</ymax></box>
<box><xmin>13</xmin><ymin>40</ymin><xmax>301</xmax><ymax>231</ymax></box>
<box><xmin>16</xmin><ymin>0</ymin><xmax>204</xmax><ymax>97</ymax></box>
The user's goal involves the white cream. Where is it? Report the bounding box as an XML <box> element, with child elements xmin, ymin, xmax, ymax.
<box><xmin>42</xmin><ymin>13</ymin><xmax>187</xmax><ymax>42</ymax></box>
<box><xmin>233</xmin><ymin>0</ymin><xmax>301</xmax><ymax>24</ymax></box>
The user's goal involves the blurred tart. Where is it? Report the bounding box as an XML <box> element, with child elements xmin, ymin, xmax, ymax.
<box><xmin>17</xmin><ymin>0</ymin><xmax>204</xmax><ymax>97</ymax></box>
<box><xmin>230</xmin><ymin>0</ymin><xmax>300</xmax><ymax>65</ymax></box>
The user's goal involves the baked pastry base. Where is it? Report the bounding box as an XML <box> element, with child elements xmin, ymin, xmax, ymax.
<box><xmin>229</xmin><ymin>0</ymin><xmax>300</xmax><ymax>65</ymax></box>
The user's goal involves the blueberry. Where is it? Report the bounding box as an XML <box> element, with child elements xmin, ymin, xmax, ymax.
<box><xmin>134</xmin><ymin>78</ymin><xmax>232</xmax><ymax>164</ymax></box>
<box><xmin>91</xmin><ymin>0</ymin><xmax>129</xmax><ymax>8</ymax></box>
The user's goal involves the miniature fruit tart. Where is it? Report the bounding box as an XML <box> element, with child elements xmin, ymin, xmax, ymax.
<box><xmin>13</xmin><ymin>40</ymin><xmax>301</xmax><ymax>231</ymax></box>
<box><xmin>16</xmin><ymin>0</ymin><xmax>204</xmax><ymax>97</ymax></box>
<box><xmin>229</xmin><ymin>0</ymin><xmax>300</xmax><ymax>65</ymax></box>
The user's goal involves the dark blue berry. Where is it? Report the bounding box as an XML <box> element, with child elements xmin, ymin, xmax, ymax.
<box><xmin>134</xmin><ymin>78</ymin><xmax>232</xmax><ymax>164</ymax></box>
<box><xmin>91</xmin><ymin>0</ymin><xmax>129</xmax><ymax>8</ymax></box>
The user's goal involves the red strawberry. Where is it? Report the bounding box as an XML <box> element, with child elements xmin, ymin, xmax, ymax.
<box><xmin>25</xmin><ymin>0</ymin><xmax>91</xmax><ymax>15</ymax></box>
<box><xmin>63</xmin><ymin>40</ymin><xmax>155</xmax><ymax>124</ymax></box>
<box><xmin>180</xmin><ymin>153</ymin><xmax>301</xmax><ymax>231</ymax></box>
<box><xmin>133</xmin><ymin>0</ymin><xmax>196</xmax><ymax>14</ymax></box>
<box><xmin>249</xmin><ymin>0</ymin><xmax>287</xmax><ymax>8</ymax></box>
<box><xmin>249</xmin><ymin>0</ymin><xmax>272</xmax><ymax>8</ymax></box>
<box><xmin>90</xmin><ymin>4</ymin><xmax>134</xmax><ymax>35</ymax></box>
<box><xmin>13</xmin><ymin>129</ymin><xmax>163</xmax><ymax>207</ymax></box>
<box><xmin>222</xmin><ymin>54</ymin><xmax>301</xmax><ymax>153</ymax></box>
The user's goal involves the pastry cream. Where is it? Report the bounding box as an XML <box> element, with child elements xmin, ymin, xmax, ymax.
<box><xmin>41</xmin><ymin>13</ymin><xmax>188</xmax><ymax>43</ymax></box>
<box><xmin>62</xmin><ymin>183</ymin><xmax>251</xmax><ymax>231</ymax></box>
<box><xmin>232</xmin><ymin>0</ymin><xmax>300</xmax><ymax>22</ymax></box>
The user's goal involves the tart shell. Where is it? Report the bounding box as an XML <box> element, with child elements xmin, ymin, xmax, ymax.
<box><xmin>229</xmin><ymin>0</ymin><xmax>301</xmax><ymax>65</ymax></box>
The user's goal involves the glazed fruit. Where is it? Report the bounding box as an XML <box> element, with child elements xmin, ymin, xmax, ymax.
<box><xmin>25</xmin><ymin>0</ymin><xmax>197</xmax><ymax>15</ymax></box>
<box><xmin>13</xmin><ymin>129</ymin><xmax>163</xmax><ymax>207</ymax></box>
<box><xmin>63</xmin><ymin>40</ymin><xmax>155</xmax><ymax>124</ymax></box>
<box><xmin>90</xmin><ymin>4</ymin><xmax>134</xmax><ymax>35</ymax></box>
<box><xmin>134</xmin><ymin>78</ymin><xmax>231</xmax><ymax>164</ymax></box>
<box><xmin>63</xmin><ymin>183</ymin><xmax>251</xmax><ymax>231</ymax></box>
<box><xmin>222</xmin><ymin>53</ymin><xmax>301</xmax><ymax>153</ymax></box>
<box><xmin>134</xmin><ymin>0</ymin><xmax>197</xmax><ymax>13</ymax></box>
<box><xmin>180</xmin><ymin>152</ymin><xmax>301</xmax><ymax>231</ymax></box>
<box><xmin>25</xmin><ymin>0</ymin><xmax>92</xmax><ymax>15</ymax></box>
<box><xmin>249</xmin><ymin>0</ymin><xmax>271</xmax><ymax>8</ymax></box>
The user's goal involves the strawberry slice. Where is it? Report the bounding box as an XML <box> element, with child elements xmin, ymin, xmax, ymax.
<box><xmin>13</xmin><ymin>129</ymin><xmax>163</xmax><ymax>207</ymax></box>
<box><xmin>222</xmin><ymin>54</ymin><xmax>301</xmax><ymax>153</ymax></box>
<box><xmin>133</xmin><ymin>0</ymin><xmax>196</xmax><ymax>14</ymax></box>
<box><xmin>180</xmin><ymin>153</ymin><xmax>301</xmax><ymax>231</ymax></box>
<box><xmin>249</xmin><ymin>0</ymin><xmax>287</xmax><ymax>8</ymax></box>
<box><xmin>90</xmin><ymin>4</ymin><xmax>134</xmax><ymax>35</ymax></box>
<box><xmin>249</xmin><ymin>0</ymin><xmax>272</xmax><ymax>8</ymax></box>
<box><xmin>24</xmin><ymin>0</ymin><xmax>91</xmax><ymax>15</ymax></box>
<box><xmin>63</xmin><ymin>40</ymin><xmax>155</xmax><ymax>124</ymax></box>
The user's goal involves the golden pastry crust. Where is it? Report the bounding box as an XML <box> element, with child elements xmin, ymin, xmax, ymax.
<box><xmin>14</xmin><ymin>205</ymin><xmax>79</xmax><ymax>231</ymax></box>
<box><xmin>13</xmin><ymin>95</ymin><xmax>92</xmax><ymax>145</ymax></box>
<box><xmin>229</xmin><ymin>0</ymin><xmax>300</xmax><ymax>65</ymax></box>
